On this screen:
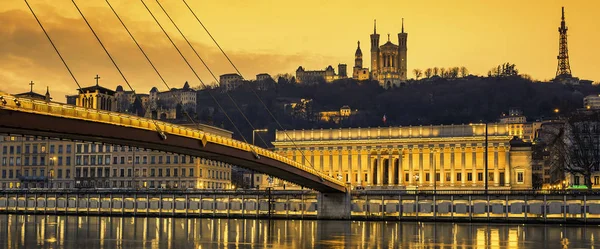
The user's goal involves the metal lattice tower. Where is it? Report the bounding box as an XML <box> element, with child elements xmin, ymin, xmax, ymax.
<box><xmin>556</xmin><ymin>7</ymin><xmax>572</xmax><ymax>77</ymax></box>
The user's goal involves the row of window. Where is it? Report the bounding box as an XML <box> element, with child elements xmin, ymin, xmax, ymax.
<box><xmin>2</xmin><ymin>156</ymin><xmax>73</xmax><ymax>166</ymax></box>
<box><xmin>323</xmin><ymin>171</ymin><xmax>526</xmax><ymax>185</ymax></box>
<box><xmin>74</xmin><ymin>167</ymin><xmax>196</xmax><ymax>178</ymax></box>
<box><xmin>71</xmin><ymin>167</ymin><xmax>232</xmax><ymax>180</ymax></box>
<box><xmin>0</xmin><ymin>180</ymin><xmax>230</xmax><ymax>190</ymax></box>
<box><xmin>1</xmin><ymin>156</ymin><xmax>70</xmax><ymax>166</ymax></box>
<box><xmin>0</xmin><ymin>169</ymin><xmax>71</xmax><ymax>179</ymax></box>
<box><xmin>572</xmin><ymin>176</ymin><xmax>600</xmax><ymax>186</ymax></box>
<box><xmin>2</xmin><ymin>144</ymin><xmax>74</xmax><ymax>155</ymax></box>
<box><xmin>75</xmin><ymin>144</ymin><xmax>199</xmax><ymax>156</ymax></box>
<box><xmin>74</xmin><ymin>155</ymin><xmax>196</xmax><ymax>166</ymax></box>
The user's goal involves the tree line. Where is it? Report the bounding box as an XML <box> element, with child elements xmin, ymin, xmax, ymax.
<box><xmin>190</xmin><ymin>73</ymin><xmax>599</xmax><ymax>147</ymax></box>
<box><xmin>412</xmin><ymin>67</ymin><xmax>469</xmax><ymax>80</ymax></box>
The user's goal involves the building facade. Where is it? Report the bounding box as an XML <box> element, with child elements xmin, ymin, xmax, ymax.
<box><xmin>1</xmin><ymin>83</ymin><xmax>233</xmax><ymax>189</ymax></box>
<box><xmin>220</xmin><ymin>73</ymin><xmax>244</xmax><ymax>91</ymax></box>
<box><xmin>272</xmin><ymin>124</ymin><xmax>533</xmax><ymax>190</ymax></box>
<box><xmin>584</xmin><ymin>95</ymin><xmax>600</xmax><ymax>110</ymax></box>
<box><xmin>0</xmin><ymin>135</ymin><xmax>74</xmax><ymax>189</ymax></box>
<box><xmin>256</xmin><ymin>73</ymin><xmax>271</xmax><ymax>82</ymax></box>
<box><xmin>369</xmin><ymin>19</ymin><xmax>408</xmax><ymax>88</ymax></box>
<box><xmin>0</xmin><ymin>134</ymin><xmax>232</xmax><ymax>190</ymax></box>
<box><xmin>296</xmin><ymin>65</ymin><xmax>337</xmax><ymax>83</ymax></box>
<box><xmin>74</xmin><ymin>84</ymin><xmax>116</xmax><ymax>111</ymax></box>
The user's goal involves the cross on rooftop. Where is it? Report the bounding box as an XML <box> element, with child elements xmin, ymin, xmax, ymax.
<box><xmin>29</xmin><ymin>81</ymin><xmax>34</xmax><ymax>92</ymax></box>
<box><xmin>94</xmin><ymin>74</ymin><xmax>101</xmax><ymax>86</ymax></box>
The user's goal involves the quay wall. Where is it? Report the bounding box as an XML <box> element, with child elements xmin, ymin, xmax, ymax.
<box><xmin>1</xmin><ymin>190</ymin><xmax>600</xmax><ymax>223</ymax></box>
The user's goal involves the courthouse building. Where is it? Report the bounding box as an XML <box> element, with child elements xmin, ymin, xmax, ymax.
<box><xmin>272</xmin><ymin>124</ymin><xmax>533</xmax><ymax>190</ymax></box>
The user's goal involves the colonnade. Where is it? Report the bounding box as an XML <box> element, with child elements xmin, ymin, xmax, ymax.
<box><xmin>283</xmin><ymin>143</ymin><xmax>514</xmax><ymax>189</ymax></box>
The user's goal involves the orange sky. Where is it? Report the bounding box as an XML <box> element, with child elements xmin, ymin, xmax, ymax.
<box><xmin>0</xmin><ymin>0</ymin><xmax>598</xmax><ymax>101</ymax></box>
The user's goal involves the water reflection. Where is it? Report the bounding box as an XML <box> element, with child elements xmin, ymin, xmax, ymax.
<box><xmin>0</xmin><ymin>214</ymin><xmax>598</xmax><ymax>248</ymax></box>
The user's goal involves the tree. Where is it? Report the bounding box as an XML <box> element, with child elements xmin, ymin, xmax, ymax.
<box><xmin>488</xmin><ymin>63</ymin><xmax>519</xmax><ymax>77</ymax></box>
<box><xmin>433</xmin><ymin>67</ymin><xmax>439</xmax><ymax>77</ymax></box>
<box><xmin>460</xmin><ymin>67</ymin><xmax>469</xmax><ymax>77</ymax></box>
<box><xmin>545</xmin><ymin>112</ymin><xmax>600</xmax><ymax>189</ymax></box>
<box><xmin>276</xmin><ymin>73</ymin><xmax>295</xmax><ymax>85</ymax></box>
<box><xmin>449</xmin><ymin>67</ymin><xmax>460</xmax><ymax>78</ymax></box>
<box><xmin>424</xmin><ymin>68</ymin><xmax>433</xmax><ymax>78</ymax></box>
<box><xmin>131</xmin><ymin>96</ymin><xmax>145</xmax><ymax>117</ymax></box>
<box><xmin>413</xmin><ymin>69</ymin><xmax>423</xmax><ymax>80</ymax></box>
<box><xmin>440</xmin><ymin>68</ymin><xmax>447</xmax><ymax>78</ymax></box>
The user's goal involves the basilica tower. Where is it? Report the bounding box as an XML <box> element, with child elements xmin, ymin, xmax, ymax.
<box><xmin>370</xmin><ymin>20</ymin><xmax>380</xmax><ymax>79</ymax></box>
<box><xmin>397</xmin><ymin>18</ymin><xmax>408</xmax><ymax>81</ymax></box>
<box><xmin>354</xmin><ymin>41</ymin><xmax>363</xmax><ymax>68</ymax></box>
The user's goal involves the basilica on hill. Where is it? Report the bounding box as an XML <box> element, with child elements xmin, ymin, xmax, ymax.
<box><xmin>298</xmin><ymin>19</ymin><xmax>408</xmax><ymax>88</ymax></box>
<box><xmin>354</xmin><ymin>19</ymin><xmax>408</xmax><ymax>88</ymax></box>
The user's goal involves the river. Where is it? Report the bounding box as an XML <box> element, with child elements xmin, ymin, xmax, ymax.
<box><xmin>0</xmin><ymin>214</ymin><xmax>598</xmax><ymax>248</ymax></box>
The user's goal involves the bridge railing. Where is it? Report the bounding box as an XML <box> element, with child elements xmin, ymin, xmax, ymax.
<box><xmin>0</xmin><ymin>92</ymin><xmax>345</xmax><ymax>187</ymax></box>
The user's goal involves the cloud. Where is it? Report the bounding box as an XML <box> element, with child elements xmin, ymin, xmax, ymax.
<box><xmin>0</xmin><ymin>5</ymin><xmax>329</xmax><ymax>102</ymax></box>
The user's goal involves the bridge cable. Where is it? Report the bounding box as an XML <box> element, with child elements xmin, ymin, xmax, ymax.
<box><xmin>180</xmin><ymin>0</ymin><xmax>320</xmax><ymax>172</ymax></box>
<box><xmin>152</xmin><ymin>0</ymin><xmax>269</xmax><ymax>148</ymax></box>
<box><xmin>70</xmin><ymin>0</ymin><xmax>165</xmax><ymax>135</ymax></box>
<box><xmin>138</xmin><ymin>0</ymin><xmax>256</xmax><ymax>151</ymax></box>
<box><xmin>104</xmin><ymin>0</ymin><xmax>198</xmax><ymax>129</ymax></box>
<box><xmin>23</xmin><ymin>0</ymin><xmax>82</xmax><ymax>92</ymax></box>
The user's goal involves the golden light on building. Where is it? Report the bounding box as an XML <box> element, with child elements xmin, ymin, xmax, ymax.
<box><xmin>273</xmin><ymin>123</ymin><xmax>533</xmax><ymax>190</ymax></box>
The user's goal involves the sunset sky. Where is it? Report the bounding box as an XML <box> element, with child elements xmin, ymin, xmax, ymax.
<box><xmin>0</xmin><ymin>0</ymin><xmax>598</xmax><ymax>101</ymax></box>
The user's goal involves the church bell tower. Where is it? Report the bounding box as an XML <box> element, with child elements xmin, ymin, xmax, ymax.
<box><xmin>370</xmin><ymin>19</ymin><xmax>380</xmax><ymax>79</ymax></box>
<box><xmin>397</xmin><ymin>18</ymin><xmax>408</xmax><ymax>81</ymax></box>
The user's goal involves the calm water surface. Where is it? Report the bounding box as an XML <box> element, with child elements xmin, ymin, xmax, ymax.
<box><xmin>0</xmin><ymin>214</ymin><xmax>598</xmax><ymax>248</ymax></box>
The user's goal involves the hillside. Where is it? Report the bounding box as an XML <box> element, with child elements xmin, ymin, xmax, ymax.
<box><xmin>194</xmin><ymin>77</ymin><xmax>600</xmax><ymax>145</ymax></box>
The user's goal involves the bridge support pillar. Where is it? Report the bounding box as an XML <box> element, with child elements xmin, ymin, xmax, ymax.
<box><xmin>317</xmin><ymin>192</ymin><xmax>351</xmax><ymax>220</ymax></box>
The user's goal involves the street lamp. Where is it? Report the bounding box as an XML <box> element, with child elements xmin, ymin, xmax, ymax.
<box><xmin>433</xmin><ymin>149</ymin><xmax>437</xmax><ymax>194</ymax></box>
<box><xmin>251</xmin><ymin>128</ymin><xmax>268</xmax><ymax>189</ymax></box>
<box><xmin>484</xmin><ymin>122</ymin><xmax>488</xmax><ymax>194</ymax></box>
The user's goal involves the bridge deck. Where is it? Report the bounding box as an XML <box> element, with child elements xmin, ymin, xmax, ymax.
<box><xmin>0</xmin><ymin>92</ymin><xmax>346</xmax><ymax>193</ymax></box>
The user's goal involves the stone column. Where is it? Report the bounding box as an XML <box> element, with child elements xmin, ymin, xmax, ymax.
<box><xmin>494</xmin><ymin>146</ymin><xmax>500</xmax><ymax>187</ymax></box>
<box><xmin>406</xmin><ymin>148</ymin><xmax>415</xmax><ymax>185</ymax></box>
<box><xmin>388</xmin><ymin>153</ymin><xmax>393</xmax><ymax>185</ymax></box>
<box><xmin>419</xmin><ymin>147</ymin><xmax>424</xmax><ymax>186</ymax></box>
<box><xmin>377</xmin><ymin>152</ymin><xmax>382</xmax><ymax>186</ymax></box>
<box><xmin>337</xmin><ymin>148</ymin><xmax>343</xmax><ymax>183</ymax></box>
<box><xmin>461</xmin><ymin>146</ymin><xmax>466</xmax><ymax>186</ymax></box>
<box><xmin>366</xmin><ymin>153</ymin><xmax>372</xmax><ymax>186</ymax></box>
<box><xmin>428</xmin><ymin>147</ymin><xmax>434</xmax><ymax>187</ymax></box>
<box><xmin>328</xmin><ymin>150</ymin><xmax>334</xmax><ymax>177</ymax></box>
<box><xmin>504</xmin><ymin>146</ymin><xmax>511</xmax><ymax>187</ymax></box>
<box><xmin>317</xmin><ymin>149</ymin><xmax>324</xmax><ymax>172</ymax></box>
<box><xmin>332</xmin><ymin>149</ymin><xmax>340</xmax><ymax>179</ymax></box>
<box><xmin>399</xmin><ymin>148</ymin><xmax>404</xmax><ymax>185</ymax></box>
<box><xmin>450</xmin><ymin>147</ymin><xmax>455</xmax><ymax>187</ymax></box>
<box><xmin>440</xmin><ymin>147</ymin><xmax>445</xmax><ymax>186</ymax></box>
<box><xmin>358</xmin><ymin>149</ymin><xmax>364</xmax><ymax>185</ymax></box>
<box><xmin>472</xmin><ymin>146</ymin><xmax>478</xmax><ymax>186</ymax></box>
<box><xmin>408</xmin><ymin>148</ymin><xmax>414</xmax><ymax>185</ymax></box>
<box><xmin>348</xmin><ymin>148</ymin><xmax>354</xmax><ymax>185</ymax></box>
